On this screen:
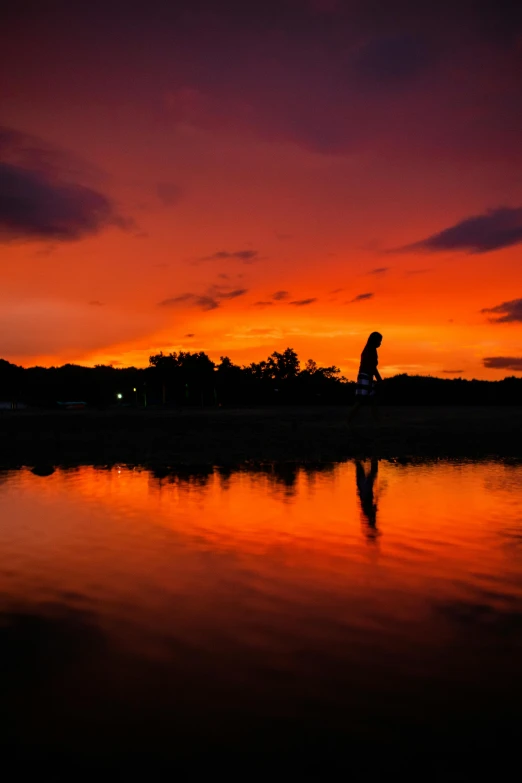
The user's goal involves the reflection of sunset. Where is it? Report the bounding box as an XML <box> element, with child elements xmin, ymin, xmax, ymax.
<box><xmin>1</xmin><ymin>462</ymin><xmax>521</xmax><ymax>623</ymax></box>
<box><xmin>2</xmin><ymin>4</ymin><xmax>522</xmax><ymax>379</ymax></box>
<box><xmin>2</xmin><ymin>461</ymin><xmax>522</xmax><ymax>764</ymax></box>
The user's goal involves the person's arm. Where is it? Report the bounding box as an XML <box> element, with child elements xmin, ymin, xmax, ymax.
<box><xmin>374</xmin><ymin>368</ymin><xmax>382</xmax><ymax>382</ymax></box>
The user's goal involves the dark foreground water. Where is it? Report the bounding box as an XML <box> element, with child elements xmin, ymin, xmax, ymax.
<box><xmin>1</xmin><ymin>460</ymin><xmax>521</xmax><ymax>771</ymax></box>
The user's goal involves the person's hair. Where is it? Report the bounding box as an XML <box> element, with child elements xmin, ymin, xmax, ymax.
<box><xmin>365</xmin><ymin>331</ymin><xmax>382</xmax><ymax>349</ymax></box>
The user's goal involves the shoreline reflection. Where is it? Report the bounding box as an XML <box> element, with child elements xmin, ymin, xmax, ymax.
<box><xmin>0</xmin><ymin>460</ymin><xmax>521</xmax><ymax>766</ymax></box>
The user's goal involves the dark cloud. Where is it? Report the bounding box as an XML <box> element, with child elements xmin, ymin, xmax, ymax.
<box><xmin>441</xmin><ymin>369</ymin><xmax>463</xmax><ymax>374</ymax></box>
<box><xmin>185</xmin><ymin>333</ymin><xmax>195</xmax><ymax>337</ymax></box>
<box><xmin>0</xmin><ymin>162</ymin><xmax>130</xmax><ymax>242</ymax></box>
<box><xmin>194</xmin><ymin>296</ymin><xmax>219</xmax><ymax>310</ymax></box>
<box><xmin>481</xmin><ymin>298</ymin><xmax>522</xmax><ymax>323</ymax></box>
<box><xmin>398</xmin><ymin>207</ymin><xmax>522</xmax><ymax>254</ymax></box>
<box><xmin>483</xmin><ymin>357</ymin><xmax>522</xmax><ymax>371</ymax></box>
<box><xmin>349</xmin><ymin>292</ymin><xmax>374</xmax><ymax>302</ymax></box>
<box><xmin>352</xmin><ymin>34</ymin><xmax>438</xmax><ymax>89</ymax></box>
<box><xmin>88</xmin><ymin>300</ymin><xmax>104</xmax><ymax>306</ymax></box>
<box><xmin>158</xmin><ymin>6</ymin><xmax>515</xmax><ymax>159</ymax></box>
<box><xmin>159</xmin><ymin>293</ymin><xmax>193</xmax><ymax>306</ymax></box>
<box><xmin>5</xmin><ymin>5</ymin><xmax>522</xmax><ymax>163</ymax></box>
<box><xmin>199</xmin><ymin>249</ymin><xmax>260</xmax><ymax>263</ymax></box>
<box><xmin>156</xmin><ymin>181</ymin><xmax>182</xmax><ymax>206</ymax></box>
<box><xmin>162</xmin><ymin>294</ymin><xmax>217</xmax><ymax>310</ymax></box>
<box><xmin>216</xmin><ymin>288</ymin><xmax>248</xmax><ymax>300</ymax></box>
<box><xmin>158</xmin><ymin>287</ymin><xmax>248</xmax><ymax>311</ymax></box>
<box><xmin>404</xmin><ymin>268</ymin><xmax>432</xmax><ymax>275</ymax></box>
<box><xmin>0</xmin><ymin>126</ymin><xmax>131</xmax><ymax>242</ymax></box>
<box><xmin>289</xmin><ymin>298</ymin><xmax>317</xmax><ymax>306</ymax></box>
<box><xmin>272</xmin><ymin>290</ymin><xmax>289</xmax><ymax>300</ymax></box>
<box><xmin>368</xmin><ymin>267</ymin><xmax>389</xmax><ymax>275</ymax></box>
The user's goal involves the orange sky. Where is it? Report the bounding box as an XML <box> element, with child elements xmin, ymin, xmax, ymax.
<box><xmin>1</xmin><ymin>1</ymin><xmax>522</xmax><ymax>379</ymax></box>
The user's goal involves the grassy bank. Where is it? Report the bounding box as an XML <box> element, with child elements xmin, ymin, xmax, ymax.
<box><xmin>1</xmin><ymin>406</ymin><xmax>521</xmax><ymax>468</ymax></box>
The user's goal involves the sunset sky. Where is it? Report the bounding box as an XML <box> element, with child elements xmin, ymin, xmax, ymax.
<box><xmin>1</xmin><ymin>0</ymin><xmax>522</xmax><ymax>379</ymax></box>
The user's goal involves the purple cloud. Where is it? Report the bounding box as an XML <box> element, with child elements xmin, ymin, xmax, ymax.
<box><xmin>272</xmin><ymin>290</ymin><xmax>290</xmax><ymax>300</ymax></box>
<box><xmin>349</xmin><ymin>292</ymin><xmax>374</xmax><ymax>303</ymax></box>
<box><xmin>0</xmin><ymin>126</ymin><xmax>131</xmax><ymax>242</ymax></box>
<box><xmin>481</xmin><ymin>298</ymin><xmax>522</xmax><ymax>323</ymax></box>
<box><xmin>158</xmin><ymin>287</ymin><xmax>248</xmax><ymax>311</ymax></box>
<box><xmin>0</xmin><ymin>162</ymin><xmax>130</xmax><ymax>242</ymax></box>
<box><xmin>159</xmin><ymin>293</ymin><xmax>193</xmax><ymax>306</ymax></box>
<box><xmin>399</xmin><ymin>207</ymin><xmax>522</xmax><ymax>254</ymax></box>
<box><xmin>289</xmin><ymin>298</ymin><xmax>317</xmax><ymax>306</ymax></box>
<box><xmin>217</xmin><ymin>288</ymin><xmax>248</xmax><ymax>300</ymax></box>
<box><xmin>483</xmin><ymin>357</ymin><xmax>522</xmax><ymax>371</ymax></box>
<box><xmin>199</xmin><ymin>249</ymin><xmax>260</xmax><ymax>263</ymax></box>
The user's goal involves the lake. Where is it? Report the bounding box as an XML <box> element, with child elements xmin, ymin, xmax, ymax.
<box><xmin>1</xmin><ymin>459</ymin><xmax>521</xmax><ymax>771</ymax></box>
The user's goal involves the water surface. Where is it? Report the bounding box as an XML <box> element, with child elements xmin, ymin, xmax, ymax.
<box><xmin>1</xmin><ymin>460</ymin><xmax>521</xmax><ymax>769</ymax></box>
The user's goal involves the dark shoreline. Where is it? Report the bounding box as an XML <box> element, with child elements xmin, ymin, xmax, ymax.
<box><xmin>1</xmin><ymin>405</ymin><xmax>521</xmax><ymax>468</ymax></box>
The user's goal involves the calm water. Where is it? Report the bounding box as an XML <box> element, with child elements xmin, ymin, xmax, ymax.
<box><xmin>1</xmin><ymin>460</ymin><xmax>521</xmax><ymax>769</ymax></box>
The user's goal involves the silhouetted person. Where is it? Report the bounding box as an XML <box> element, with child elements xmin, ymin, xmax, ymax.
<box><xmin>347</xmin><ymin>331</ymin><xmax>383</xmax><ymax>426</ymax></box>
<box><xmin>355</xmin><ymin>457</ymin><xmax>379</xmax><ymax>538</ymax></box>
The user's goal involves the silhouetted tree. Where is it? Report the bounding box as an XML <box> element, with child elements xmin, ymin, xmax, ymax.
<box><xmin>215</xmin><ymin>356</ymin><xmax>244</xmax><ymax>405</ymax></box>
<box><xmin>1</xmin><ymin>350</ymin><xmax>522</xmax><ymax>409</ymax></box>
<box><xmin>149</xmin><ymin>351</ymin><xmax>215</xmax><ymax>405</ymax></box>
<box><xmin>265</xmin><ymin>348</ymin><xmax>300</xmax><ymax>381</ymax></box>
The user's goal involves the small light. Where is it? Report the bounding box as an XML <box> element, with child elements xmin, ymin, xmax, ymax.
<box><xmin>116</xmin><ymin>393</ymin><xmax>123</xmax><ymax>399</ymax></box>
<box><xmin>133</xmin><ymin>387</ymin><xmax>136</xmax><ymax>392</ymax></box>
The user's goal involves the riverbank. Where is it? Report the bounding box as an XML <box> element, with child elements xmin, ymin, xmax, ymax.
<box><xmin>1</xmin><ymin>406</ymin><xmax>521</xmax><ymax>468</ymax></box>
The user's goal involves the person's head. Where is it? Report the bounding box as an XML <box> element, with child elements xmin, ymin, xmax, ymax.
<box><xmin>366</xmin><ymin>331</ymin><xmax>383</xmax><ymax>349</ymax></box>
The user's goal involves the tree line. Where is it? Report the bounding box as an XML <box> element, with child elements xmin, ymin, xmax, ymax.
<box><xmin>0</xmin><ymin>349</ymin><xmax>521</xmax><ymax>408</ymax></box>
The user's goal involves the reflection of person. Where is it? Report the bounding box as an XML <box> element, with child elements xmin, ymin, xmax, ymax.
<box><xmin>347</xmin><ymin>332</ymin><xmax>383</xmax><ymax>426</ymax></box>
<box><xmin>355</xmin><ymin>458</ymin><xmax>379</xmax><ymax>538</ymax></box>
